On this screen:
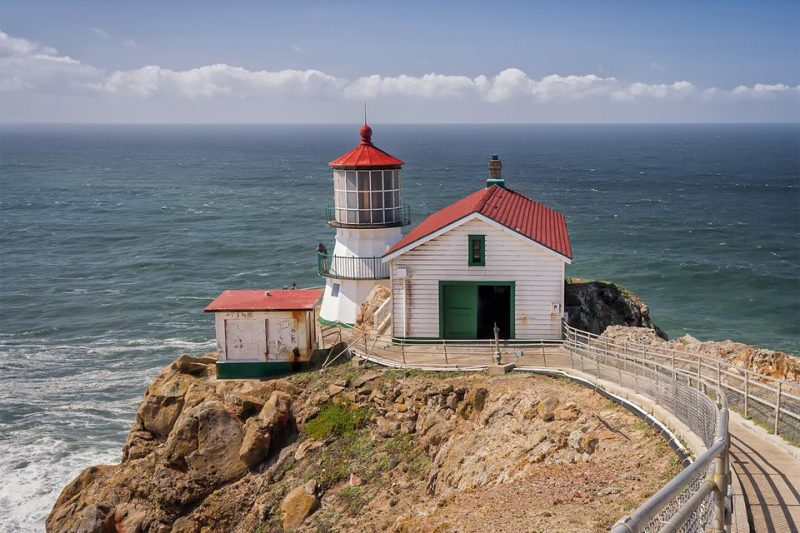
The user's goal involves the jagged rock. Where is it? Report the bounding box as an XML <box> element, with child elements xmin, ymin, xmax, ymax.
<box><xmin>354</xmin><ymin>285</ymin><xmax>392</xmax><ymax>332</ymax></box>
<box><xmin>327</xmin><ymin>384</ymin><xmax>345</xmax><ymax>396</ymax></box>
<box><xmin>352</xmin><ymin>371</ymin><xmax>381</xmax><ymax>388</ymax></box>
<box><xmin>555</xmin><ymin>402</ymin><xmax>580</xmax><ymax>421</ymax></box>
<box><xmin>537</xmin><ymin>397</ymin><xmax>559</xmax><ymax>421</ymax></box>
<box><xmin>122</xmin><ymin>430</ymin><xmax>157</xmax><ymax>461</ymax></box>
<box><xmin>173</xmin><ymin>355</ymin><xmax>212</xmax><ymax>376</ymax></box>
<box><xmin>294</xmin><ymin>440</ymin><xmax>322</xmax><ymax>461</ymax></box>
<box><xmin>238</xmin><ymin>417</ymin><xmax>272</xmax><ymax>467</ymax></box>
<box><xmin>280</xmin><ymin>483</ymin><xmax>319</xmax><ymax>531</ymax></box>
<box><xmin>565</xmin><ymin>278</ymin><xmax>667</xmax><ymax>339</ymax></box>
<box><xmin>377</xmin><ymin>418</ymin><xmax>400</xmax><ymax>437</ymax></box>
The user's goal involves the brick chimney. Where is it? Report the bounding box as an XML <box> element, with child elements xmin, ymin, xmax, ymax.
<box><xmin>486</xmin><ymin>154</ymin><xmax>505</xmax><ymax>188</ymax></box>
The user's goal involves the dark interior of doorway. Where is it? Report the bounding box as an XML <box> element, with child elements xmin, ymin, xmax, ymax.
<box><xmin>477</xmin><ymin>285</ymin><xmax>511</xmax><ymax>339</ymax></box>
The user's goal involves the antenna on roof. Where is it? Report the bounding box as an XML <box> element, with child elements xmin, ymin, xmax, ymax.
<box><xmin>363</xmin><ymin>101</ymin><xmax>367</xmax><ymax>124</ymax></box>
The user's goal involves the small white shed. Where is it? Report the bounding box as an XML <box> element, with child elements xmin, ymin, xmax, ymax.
<box><xmin>205</xmin><ymin>288</ymin><xmax>323</xmax><ymax>378</ymax></box>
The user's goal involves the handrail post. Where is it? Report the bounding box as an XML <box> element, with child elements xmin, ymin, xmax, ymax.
<box><xmin>713</xmin><ymin>453</ymin><xmax>727</xmax><ymax>533</ymax></box>
<box><xmin>401</xmin><ymin>338</ymin><xmax>406</xmax><ymax>364</ymax></box>
<box><xmin>696</xmin><ymin>354</ymin><xmax>702</xmax><ymax>390</ymax></box>
<box><xmin>744</xmin><ymin>372</ymin><xmax>749</xmax><ymax>418</ymax></box>
<box><xmin>671</xmin><ymin>350</ymin><xmax>676</xmax><ymax>380</ymax></box>
<box><xmin>775</xmin><ymin>381</ymin><xmax>782</xmax><ymax>435</ymax></box>
<box><xmin>716</xmin><ymin>362</ymin><xmax>721</xmax><ymax>398</ymax></box>
<box><xmin>542</xmin><ymin>344</ymin><xmax>547</xmax><ymax>366</ymax></box>
<box><xmin>442</xmin><ymin>338</ymin><xmax>448</xmax><ymax>365</ymax></box>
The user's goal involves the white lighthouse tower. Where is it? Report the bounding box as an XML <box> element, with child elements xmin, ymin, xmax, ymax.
<box><xmin>318</xmin><ymin>123</ymin><xmax>409</xmax><ymax>325</ymax></box>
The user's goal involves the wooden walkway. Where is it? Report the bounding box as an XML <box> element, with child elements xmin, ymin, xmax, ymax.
<box><xmin>342</xmin><ymin>337</ymin><xmax>800</xmax><ymax>532</ymax></box>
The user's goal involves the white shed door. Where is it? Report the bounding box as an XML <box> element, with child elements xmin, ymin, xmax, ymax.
<box><xmin>267</xmin><ymin>319</ymin><xmax>296</xmax><ymax>360</ymax></box>
<box><xmin>224</xmin><ymin>319</ymin><xmax>267</xmax><ymax>361</ymax></box>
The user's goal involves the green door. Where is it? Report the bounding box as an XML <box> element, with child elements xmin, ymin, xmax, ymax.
<box><xmin>442</xmin><ymin>284</ymin><xmax>478</xmax><ymax>339</ymax></box>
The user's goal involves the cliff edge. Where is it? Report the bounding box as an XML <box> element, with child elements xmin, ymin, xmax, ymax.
<box><xmin>47</xmin><ymin>358</ymin><xmax>678</xmax><ymax>532</ymax></box>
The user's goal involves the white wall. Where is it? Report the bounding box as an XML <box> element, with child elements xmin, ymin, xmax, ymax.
<box><xmin>389</xmin><ymin>218</ymin><xmax>566</xmax><ymax>339</ymax></box>
<box><xmin>213</xmin><ymin>310</ymin><xmax>313</xmax><ymax>362</ymax></box>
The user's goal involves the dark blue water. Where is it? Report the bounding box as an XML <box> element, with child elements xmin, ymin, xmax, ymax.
<box><xmin>1</xmin><ymin>124</ymin><xmax>798</xmax><ymax>530</ymax></box>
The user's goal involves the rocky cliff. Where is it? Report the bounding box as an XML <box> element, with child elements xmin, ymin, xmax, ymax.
<box><xmin>47</xmin><ymin>357</ymin><xmax>679</xmax><ymax>533</ymax></box>
<box><xmin>565</xmin><ymin>278</ymin><xmax>668</xmax><ymax>339</ymax></box>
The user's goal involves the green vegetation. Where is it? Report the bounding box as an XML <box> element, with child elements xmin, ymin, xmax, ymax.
<box><xmin>304</xmin><ymin>401</ymin><xmax>370</xmax><ymax>440</ymax></box>
<box><xmin>312</xmin><ymin>430</ymin><xmax>375</xmax><ymax>488</ymax></box>
<box><xmin>338</xmin><ymin>486</ymin><xmax>369</xmax><ymax>515</ymax></box>
<box><xmin>386</xmin><ymin>433</ymin><xmax>429</xmax><ymax>476</ymax></box>
<box><xmin>313</xmin><ymin>508</ymin><xmax>341</xmax><ymax>533</ymax></box>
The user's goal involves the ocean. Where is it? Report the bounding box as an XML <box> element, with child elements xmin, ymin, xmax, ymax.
<box><xmin>1</xmin><ymin>123</ymin><xmax>798</xmax><ymax>531</ymax></box>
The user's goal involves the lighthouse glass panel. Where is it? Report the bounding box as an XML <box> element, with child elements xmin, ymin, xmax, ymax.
<box><xmin>332</xmin><ymin>168</ymin><xmax>402</xmax><ymax>226</ymax></box>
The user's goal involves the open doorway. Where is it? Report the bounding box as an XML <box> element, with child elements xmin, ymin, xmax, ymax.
<box><xmin>477</xmin><ymin>285</ymin><xmax>511</xmax><ymax>339</ymax></box>
<box><xmin>440</xmin><ymin>281</ymin><xmax>514</xmax><ymax>340</ymax></box>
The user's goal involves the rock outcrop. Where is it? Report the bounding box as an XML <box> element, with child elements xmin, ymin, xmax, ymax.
<box><xmin>354</xmin><ymin>285</ymin><xmax>391</xmax><ymax>332</ymax></box>
<box><xmin>565</xmin><ymin>278</ymin><xmax>668</xmax><ymax>339</ymax></box>
<box><xmin>47</xmin><ymin>358</ymin><xmax>679</xmax><ymax>532</ymax></box>
<box><xmin>601</xmin><ymin>325</ymin><xmax>799</xmax><ymax>382</ymax></box>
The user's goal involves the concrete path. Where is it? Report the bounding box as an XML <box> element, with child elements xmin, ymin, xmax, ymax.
<box><xmin>728</xmin><ymin>417</ymin><xmax>800</xmax><ymax>533</ymax></box>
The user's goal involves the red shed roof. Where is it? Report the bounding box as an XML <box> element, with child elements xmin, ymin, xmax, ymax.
<box><xmin>205</xmin><ymin>288</ymin><xmax>323</xmax><ymax>312</ymax></box>
<box><xmin>329</xmin><ymin>124</ymin><xmax>404</xmax><ymax>168</ymax></box>
<box><xmin>384</xmin><ymin>185</ymin><xmax>572</xmax><ymax>260</ymax></box>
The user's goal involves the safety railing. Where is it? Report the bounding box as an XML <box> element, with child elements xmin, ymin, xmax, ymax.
<box><xmin>317</xmin><ymin>253</ymin><xmax>390</xmax><ymax>280</ymax></box>
<box><xmin>324</xmin><ymin>204</ymin><xmax>411</xmax><ymax>227</ymax></box>
<box><xmin>561</xmin><ymin>324</ymin><xmax>800</xmax><ymax>445</ymax></box>
<box><xmin>561</xmin><ymin>323</ymin><xmax>730</xmax><ymax>533</ymax></box>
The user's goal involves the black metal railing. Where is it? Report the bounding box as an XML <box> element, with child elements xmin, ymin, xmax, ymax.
<box><xmin>317</xmin><ymin>253</ymin><xmax>390</xmax><ymax>280</ymax></box>
<box><xmin>324</xmin><ymin>204</ymin><xmax>411</xmax><ymax>227</ymax></box>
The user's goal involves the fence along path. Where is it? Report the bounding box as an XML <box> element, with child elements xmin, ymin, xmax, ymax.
<box><xmin>319</xmin><ymin>322</ymin><xmax>800</xmax><ymax>532</ymax></box>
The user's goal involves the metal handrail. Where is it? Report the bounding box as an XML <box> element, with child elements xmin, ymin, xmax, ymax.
<box><xmin>317</xmin><ymin>252</ymin><xmax>390</xmax><ymax>280</ymax></box>
<box><xmin>562</xmin><ymin>323</ymin><xmax>799</xmax><ymax>442</ymax></box>
<box><xmin>324</xmin><ymin>204</ymin><xmax>411</xmax><ymax>227</ymax></box>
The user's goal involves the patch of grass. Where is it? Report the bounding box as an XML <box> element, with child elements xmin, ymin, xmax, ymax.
<box><xmin>386</xmin><ymin>433</ymin><xmax>429</xmax><ymax>476</ymax></box>
<box><xmin>313</xmin><ymin>508</ymin><xmax>341</xmax><ymax>533</ymax></box>
<box><xmin>304</xmin><ymin>401</ymin><xmax>369</xmax><ymax>440</ymax></box>
<box><xmin>339</xmin><ymin>486</ymin><xmax>369</xmax><ymax>515</ymax></box>
<box><xmin>382</xmin><ymin>368</ymin><xmax>408</xmax><ymax>381</ymax></box>
<box><xmin>313</xmin><ymin>430</ymin><xmax>375</xmax><ymax>488</ymax></box>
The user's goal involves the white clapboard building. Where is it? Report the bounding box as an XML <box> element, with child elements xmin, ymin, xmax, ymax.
<box><xmin>382</xmin><ymin>156</ymin><xmax>572</xmax><ymax>341</ymax></box>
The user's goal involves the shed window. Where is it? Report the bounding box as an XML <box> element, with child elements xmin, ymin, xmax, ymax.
<box><xmin>468</xmin><ymin>235</ymin><xmax>485</xmax><ymax>266</ymax></box>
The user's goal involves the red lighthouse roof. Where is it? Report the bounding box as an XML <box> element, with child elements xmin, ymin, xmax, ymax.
<box><xmin>329</xmin><ymin>124</ymin><xmax>404</xmax><ymax>169</ymax></box>
<box><xmin>384</xmin><ymin>185</ymin><xmax>572</xmax><ymax>260</ymax></box>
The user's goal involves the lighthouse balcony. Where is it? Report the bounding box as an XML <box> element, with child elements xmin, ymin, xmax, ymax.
<box><xmin>317</xmin><ymin>253</ymin><xmax>389</xmax><ymax>280</ymax></box>
<box><xmin>325</xmin><ymin>204</ymin><xmax>411</xmax><ymax>228</ymax></box>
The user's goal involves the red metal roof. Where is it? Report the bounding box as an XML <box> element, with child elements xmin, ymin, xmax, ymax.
<box><xmin>329</xmin><ymin>124</ymin><xmax>404</xmax><ymax>168</ymax></box>
<box><xmin>384</xmin><ymin>185</ymin><xmax>572</xmax><ymax>259</ymax></box>
<box><xmin>205</xmin><ymin>288</ymin><xmax>323</xmax><ymax>312</ymax></box>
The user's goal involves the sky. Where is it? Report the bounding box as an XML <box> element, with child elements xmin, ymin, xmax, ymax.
<box><xmin>1</xmin><ymin>0</ymin><xmax>798</xmax><ymax>123</ymax></box>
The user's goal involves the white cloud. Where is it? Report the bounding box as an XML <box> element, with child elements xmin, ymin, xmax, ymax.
<box><xmin>91</xmin><ymin>27</ymin><xmax>111</xmax><ymax>41</ymax></box>
<box><xmin>0</xmin><ymin>30</ymin><xmax>797</xmax><ymax>115</ymax></box>
<box><xmin>92</xmin><ymin>64</ymin><xmax>343</xmax><ymax>99</ymax></box>
<box><xmin>345</xmin><ymin>72</ymin><xmax>481</xmax><ymax>99</ymax></box>
<box><xmin>611</xmin><ymin>81</ymin><xmax>696</xmax><ymax>102</ymax></box>
<box><xmin>122</xmin><ymin>38</ymin><xmax>137</xmax><ymax>48</ymax></box>
<box><xmin>0</xmin><ymin>31</ymin><xmax>100</xmax><ymax>95</ymax></box>
<box><xmin>732</xmin><ymin>83</ymin><xmax>800</xmax><ymax>98</ymax></box>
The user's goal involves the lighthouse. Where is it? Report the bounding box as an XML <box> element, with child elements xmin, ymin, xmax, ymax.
<box><xmin>318</xmin><ymin>123</ymin><xmax>409</xmax><ymax>326</ymax></box>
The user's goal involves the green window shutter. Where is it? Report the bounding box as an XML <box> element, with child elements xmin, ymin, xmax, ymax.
<box><xmin>468</xmin><ymin>235</ymin><xmax>485</xmax><ymax>266</ymax></box>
